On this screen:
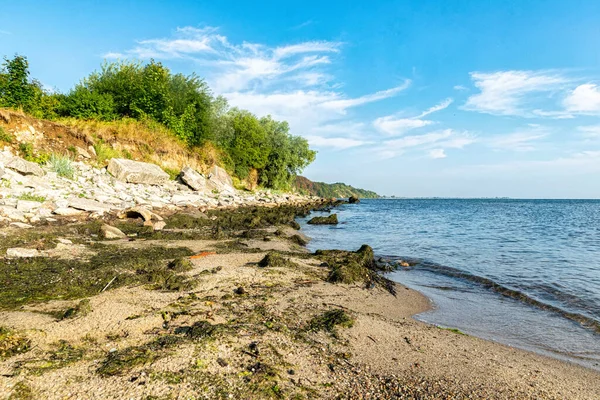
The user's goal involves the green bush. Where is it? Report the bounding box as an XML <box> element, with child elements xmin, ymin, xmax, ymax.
<box><xmin>0</xmin><ymin>55</ymin><xmax>317</xmax><ymax>190</ymax></box>
<box><xmin>47</xmin><ymin>153</ymin><xmax>75</xmax><ymax>179</ymax></box>
<box><xmin>0</xmin><ymin>126</ymin><xmax>12</xmax><ymax>143</ymax></box>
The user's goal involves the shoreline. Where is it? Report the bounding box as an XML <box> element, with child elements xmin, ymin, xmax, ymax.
<box><xmin>0</xmin><ymin>201</ymin><xmax>598</xmax><ymax>399</ymax></box>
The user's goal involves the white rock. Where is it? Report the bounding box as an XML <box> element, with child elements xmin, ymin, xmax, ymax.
<box><xmin>100</xmin><ymin>224</ymin><xmax>127</xmax><ymax>239</ymax></box>
<box><xmin>10</xmin><ymin>222</ymin><xmax>34</xmax><ymax>229</ymax></box>
<box><xmin>53</xmin><ymin>207</ymin><xmax>84</xmax><ymax>216</ymax></box>
<box><xmin>5</xmin><ymin>157</ymin><xmax>44</xmax><ymax>177</ymax></box>
<box><xmin>68</xmin><ymin>197</ymin><xmax>112</xmax><ymax>213</ymax></box>
<box><xmin>16</xmin><ymin>200</ymin><xmax>42</xmax><ymax>212</ymax></box>
<box><xmin>6</xmin><ymin>247</ymin><xmax>39</xmax><ymax>257</ymax></box>
<box><xmin>107</xmin><ymin>158</ymin><xmax>170</xmax><ymax>185</ymax></box>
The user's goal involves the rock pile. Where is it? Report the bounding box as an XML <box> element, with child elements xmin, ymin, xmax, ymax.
<box><xmin>0</xmin><ymin>148</ymin><xmax>317</xmax><ymax>226</ymax></box>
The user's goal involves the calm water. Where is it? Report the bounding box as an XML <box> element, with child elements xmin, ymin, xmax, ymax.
<box><xmin>298</xmin><ymin>199</ymin><xmax>600</xmax><ymax>370</ymax></box>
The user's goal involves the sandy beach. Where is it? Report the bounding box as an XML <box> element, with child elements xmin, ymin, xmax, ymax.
<box><xmin>0</xmin><ymin>203</ymin><xmax>598</xmax><ymax>399</ymax></box>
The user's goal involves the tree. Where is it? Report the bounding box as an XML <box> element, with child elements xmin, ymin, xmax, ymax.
<box><xmin>0</xmin><ymin>55</ymin><xmax>35</xmax><ymax>109</ymax></box>
<box><xmin>228</xmin><ymin>110</ymin><xmax>270</xmax><ymax>179</ymax></box>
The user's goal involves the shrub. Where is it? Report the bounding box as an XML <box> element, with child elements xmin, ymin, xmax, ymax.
<box><xmin>47</xmin><ymin>153</ymin><xmax>75</xmax><ymax>179</ymax></box>
<box><xmin>0</xmin><ymin>126</ymin><xmax>13</xmax><ymax>143</ymax></box>
<box><xmin>93</xmin><ymin>141</ymin><xmax>120</xmax><ymax>165</ymax></box>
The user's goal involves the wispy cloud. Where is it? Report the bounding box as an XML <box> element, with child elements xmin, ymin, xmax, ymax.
<box><xmin>376</xmin><ymin>129</ymin><xmax>475</xmax><ymax>159</ymax></box>
<box><xmin>373</xmin><ymin>98</ymin><xmax>453</xmax><ymax>136</ymax></box>
<box><xmin>487</xmin><ymin>126</ymin><xmax>549</xmax><ymax>152</ymax></box>
<box><xmin>306</xmin><ymin>136</ymin><xmax>368</xmax><ymax>149</ymax></box>
<box><xmin>290</xmin><ymin>20</ymin><xmax>314</xmax><ymax>30</ymax></box>
<box><xmin>463</xmin><ymin>70</ymin><xmax>570</xmax><ymax>117</ymax></box>
<box><xmin>0</xmin><ymin>30</ymin><xmax>11</xmax><ymax>35</ymax></box>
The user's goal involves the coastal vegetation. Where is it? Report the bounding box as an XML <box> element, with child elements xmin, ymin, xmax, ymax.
<box><xmin>0</xmin><ymin>54</ymin><xmax>315</xmax><ymax>190</ymax></box>
<box><xmin>294</xmin><ymin>176</ymin><xmax>379</xmax><ymax>199</ymax></box>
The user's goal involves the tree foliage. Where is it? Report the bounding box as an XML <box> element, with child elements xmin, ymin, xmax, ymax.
<box><xmin>0</xmin><ymin>55</ymin><xmax>316</xmax><ymax>189</ymax></box>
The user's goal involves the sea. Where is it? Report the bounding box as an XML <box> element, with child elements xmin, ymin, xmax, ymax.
<box><xmin>298</xmin><ymin>199</ymin><xmax>600</xmax><ymax>371</ymax></box>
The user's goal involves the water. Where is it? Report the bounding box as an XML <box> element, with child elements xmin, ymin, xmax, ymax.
<box><xmin>298</xmin><ymin>199</ymin><xmax>600</xmax><ymax>370</ymax></box>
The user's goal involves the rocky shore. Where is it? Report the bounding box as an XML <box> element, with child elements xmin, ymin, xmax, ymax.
<box><xmin>0</xmin><ymin>153</ymin><xmax>598</xmax><ymax>399</ymax></box>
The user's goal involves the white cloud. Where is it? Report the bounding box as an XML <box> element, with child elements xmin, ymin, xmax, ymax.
<box><xmin>463</xmin><ymin>70</ymin><xmax>570</xmax><ymax>116</ymax></box>
<box><xmin>306</xmin><ymin>136</ymin><xmax>367</xmax><ymax>149</ymax></box>
<box><xmin>373</xmin><ymin>98</ymin><xmax>452</xmax><ymax>136</ymax></box>
<box><xmin>376</xmin><ymin>129</ymin><xmax>474</xmax><ymax>159</ymax></box>
<box><xmin>415</xmin><ymin>98</ymin><xmax>453</xmax><ymax>118</ymax></box>
<box><xmin>106</xmin><ymin>26</ymin><xmax>411</xmax><ymax>150</ymax></box>
<box><xmin>453</xmin><ymin>85</ymin><xmax>468</xmax><ymax>91</ymax></box>
<box><xmin>487</xmin><ymin>128</ymin><xmax>548</xmax><ymax>152</ymax></box>
<box><xmin>373</xmin><ymin>117</ymin><xmax>433</xmax><ymax>136</ymax></box>
<box><xmin>429</xmin><ymin>149</ymin><xmax>447</xmax><ymax>159</ymax></box>
<box><xmin>563</xmin><ymin>84</ymin><xmax>600</xmax><ymax>114</ymax></box>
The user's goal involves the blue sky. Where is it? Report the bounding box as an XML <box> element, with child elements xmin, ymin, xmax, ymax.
<box><xmin>2</xmin><ymin>0</ymin><xmax>600</xmax><ymax>198</ymax></box>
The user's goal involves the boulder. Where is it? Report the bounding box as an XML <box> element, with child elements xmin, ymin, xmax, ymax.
<box><xmin>5</xmin><ymin>157</ymin><xmax>44</xmax><ymax>177</ymax></box>
<box><xmin>76</xmin><ymin>146</ymin><xmax>91</xmax><ymax>159</ymax></box>
<box><xmin>208</xmin><ymin>165</ymin><xmax>235</xmax><ymax>193</ymax></box>
<box><xmin>117</xmin><ymin>206</ymin><xmax>160</xmax><ymax>222</ymax></box>
<box><xmin>6</xmin><ymin>248</ymin><xmax>39</xmax><ymax>258</ymax></box>
<box><xmin>100</xmin><ymin>224</ymin><xmax>127</xmax><ymax>239</ymax></box>
<box><xmin>153</xmin><ymin>221</ymin><xmax>167</xmax><ymax>231</ymax></box>
<box><xmin>307</xmin><ymin>214</ymin><xmax>339</xmax><ymax>225</ymax></box>
<box><xmin>9</xmin><ymin>222</ymin><xmax>34</xmax><ymax>229</ymax></box>
<box><xmin>16</xmin><ymin>200</ymin><xmax>43</xmax><ymax>212</ymax></box>
<box><xmin>180</xmin><ymin>166</ymin><xmax>216</xmax><ymax>192</ymax></box>
<box><xmin>107</xmin><ymin>158</ymin><xmax>169</xmax><ymax>186</ymax></box>
<box><xmin>348</xmin><ymin>196</ymin><xmax>360</xmax><ymax>204</ymax></box>
<box><xmin>53</xmin><ymin>207</ymin><xmax>85</xmax><ymax>216</ymax></box>
<box><xmin>68</xmin><ymin>197</ymin><xmax>112</xmax><ymax>213</ymax></box>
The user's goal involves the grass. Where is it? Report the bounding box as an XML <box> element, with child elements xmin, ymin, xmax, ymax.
<box><xmin>47</xmin><ymin>153</ymin><xmax>75</xmax><ymax>179</ymax></box>
<box><xmin>18</xmin><ymin>142</ymin><xmax>49</xmax><ymax>164</ymax></box>
<box><xmin>59</xmin><ymin>117</ymin><xmax>224</xmax><ymax>173</ymax></box>
<box><xmin>92</xmin><ymin>141</ymin><xmax>121</xmax><ymax>165</ymax></box>
<box><xmin>16</xmin><ymin>193</ymin><xmax>46</xmax><ymax>202</ymax></box>
<box><xmin>0</xmin><ymin>126</ymin><xmax>13</xmax><ymax>143</ymax></box>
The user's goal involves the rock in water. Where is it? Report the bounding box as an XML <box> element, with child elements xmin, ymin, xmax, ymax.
<box><xmin>307</xmin><ymin>214</ymin><xmax>339</xmax><ymax>225</ymax></box>
<box><xmin>180</xmin><ymin>166</ymin><xmax>215</xmax><ymax>192</ymax></box>
<box><xmin>107</xmin><ymin>158</ymin><xmax>170</xmax><ymax>185</ymax></box>
<box><xmin>349</xmin><ymin>196</ymin><xmax>360</xmax><ymax>204</ymax></box>
<box><xmin>5</xmin><ymin>157</ymin><xmax>44</xmax><ymax>177</ymax></box>
<box><xmin>100</xmin><ymin>224</ymin><xmax>127</xmax><ymax>239</ymax></box>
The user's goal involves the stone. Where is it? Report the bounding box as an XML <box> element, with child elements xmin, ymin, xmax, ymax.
<box><xmin>100</xmin><ymin>224</ymin><xmax>127</xmax><ymax>239</ymax></box>
<box><xmin>307</xmin><ymin>214</ymin><xmax>338</xmax><ymax>225</ymax></box>
<box><xmin>6</xmin><ymin>247</ymin><xmax>39</xmax><ymax>258</ymax></box>
<box><xmin>153</xmin><ymin>221</ymin><xmax>166</xmax><ymax>231</ymax></box>
<box><xmin>53</xmin><ymin>207</ymin><xmax>84</xmax><ymax>216</ymax></box>
<box><xmin>107</xmin><ymin>158</ymin><xmax>170</xmax><ymax>185</ymax></box>
<box><xmin>5</xmin><ymin>157</ymin><xmax>44</xmax><ymax>177</ymax></box>
<box><xmin>88</xmin><ymin>145</ymin><xmax>97</xmax><ymax>157</ymax></box>
<box><xmin>208</xmin><ymin>165</ymin><xmax>235</xmax><ymax>193</ymax></box>
<box><xmin>0</xmin><ymin>206</ymin><xmax>26</xmax><ymax>222</ymax></box>
<box><xmin>180</xmin><ymin>166</ymin><xmax>215</xmax><ymax>192</ymax></box>
<box><xmin>68</xmin><ymin>197</ymin><xmax>112</xmax><ymax>213</ymax></box>
<box><xmin>118</xmin><ymin>206</ymin><xmax>152</xmax><ymax>221</ymax></box>
<box><xmin>16</xmin><ymin>200</ymin><xmax>43</xmax><ymax>212</ymax></box>
<box><xmin>76</xmin><ymin>146</ymin><xmax>91</xmax><ymax>159</ymax></box>
<box><xmin>348</xmin><ymin>196</ymin><xmax>360</xmax><ymax>204</ymax></box>
<box><xmin>9</xmin><ymin>222</ymin><xmax>34</xmax><ymax>229</ymax></box>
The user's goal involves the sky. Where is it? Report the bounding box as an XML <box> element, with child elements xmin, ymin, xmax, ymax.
<box><xmin>2</xmin><ymin>0</ymin><xmax>600</xmax><ymax>198</ymax></box>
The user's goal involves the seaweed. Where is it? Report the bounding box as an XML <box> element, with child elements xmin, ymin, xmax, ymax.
<box><xmin>258</xmin><ymin>252</ymin><xmax>299</xmax><ymax>269</ymax></box>
<box><xmin>306</xmin><ymin>309</ymin><xmax>354</xmax><ymax>338</ymax></box>
<box><xmin>0</xmin><ymin>327</ymin><xmax>31</xmax><ymax>359</ymax></box>
<box><xmin>307</xmin><ymin>214</ymin><xmax>338</xmax><ymax>225</ymax></box>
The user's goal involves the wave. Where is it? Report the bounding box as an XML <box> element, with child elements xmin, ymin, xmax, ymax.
<box><xmin>384</xmin><ymin>256</ymin><xmax>600</xmax><ymax>334</ymax></box>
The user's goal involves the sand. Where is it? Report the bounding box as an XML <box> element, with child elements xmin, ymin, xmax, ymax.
<box><xmin>1</xmin><ymin>229</ymin><xmax>599</xmax><ymax>399</ymax></box>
